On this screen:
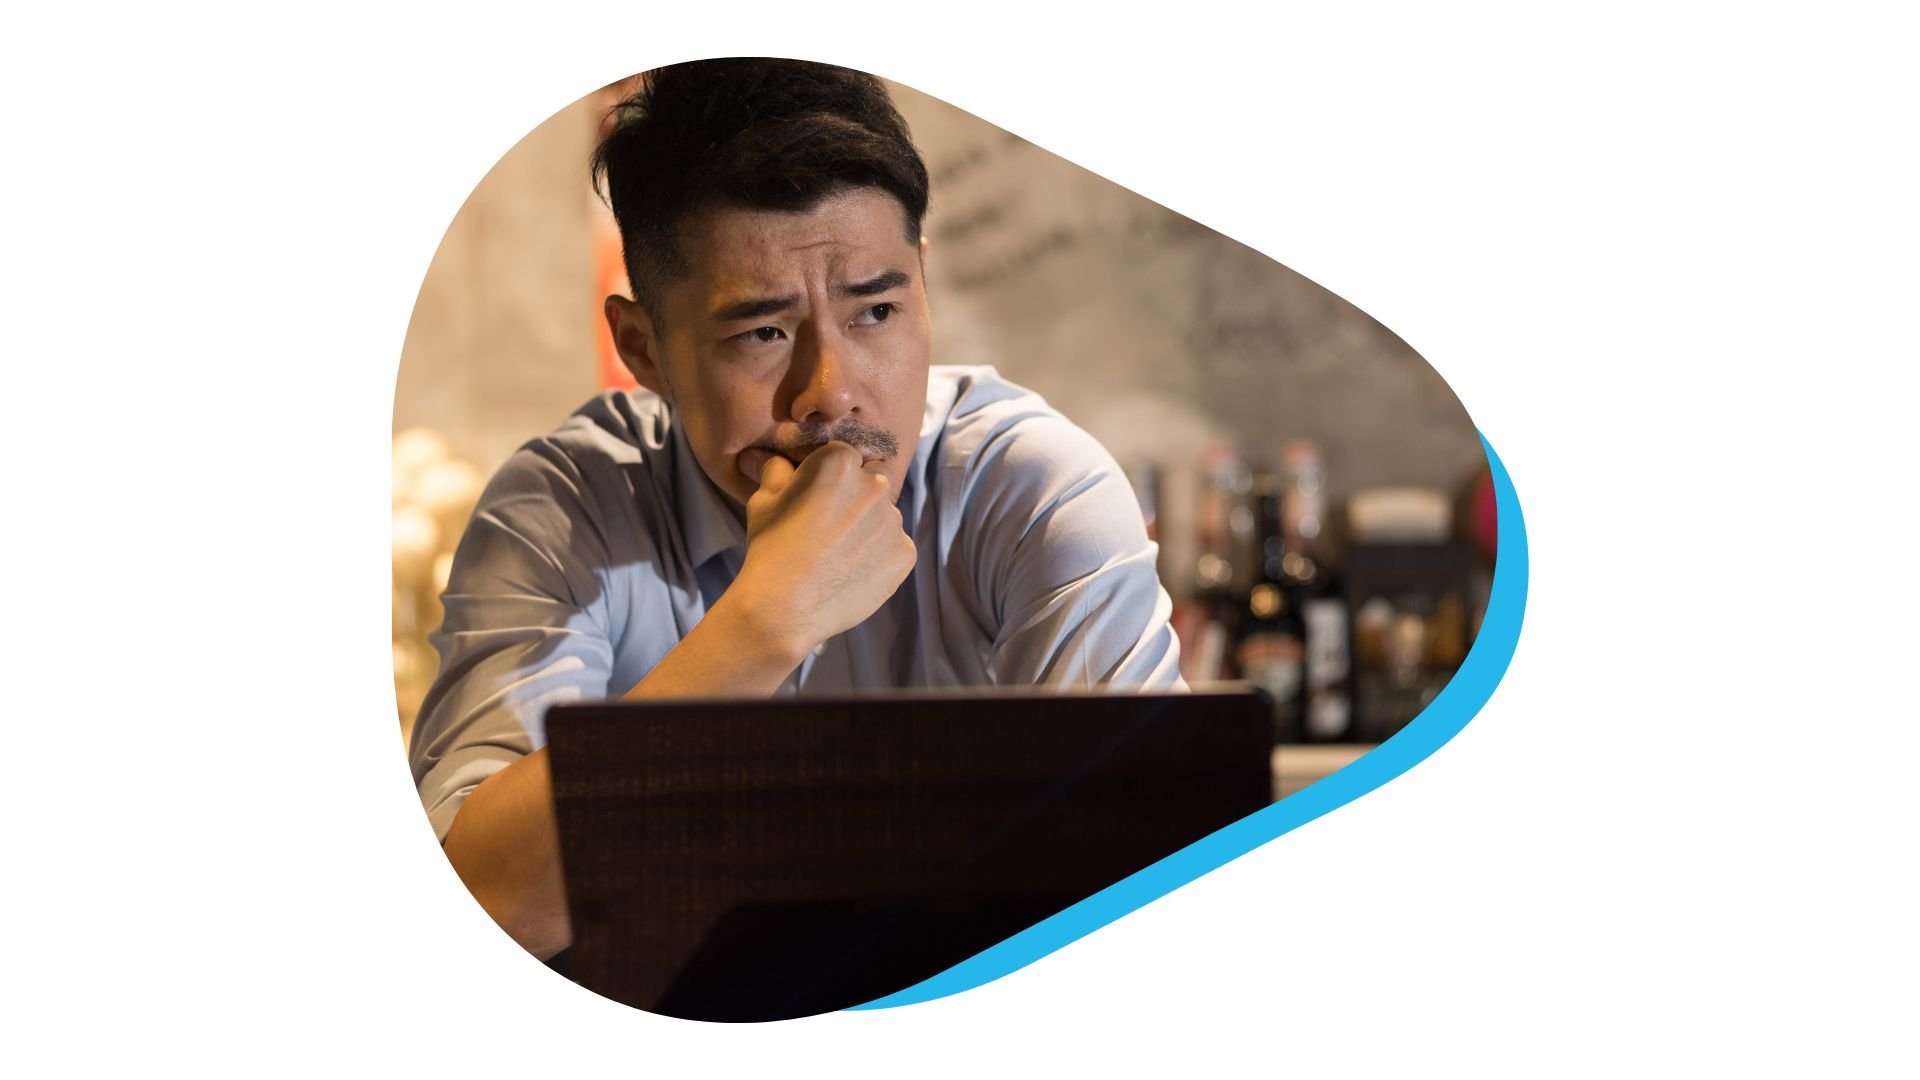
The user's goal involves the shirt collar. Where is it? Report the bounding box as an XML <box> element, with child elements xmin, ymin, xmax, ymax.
<box><xmin>668</xmin><ymin>407</ymin><xmax>749</xmax><ymax>571</ymax></box>
<box><xmin>900</xmin><ymin>370</ymin><xmax>962</xmax><ymax>528</ymax></box>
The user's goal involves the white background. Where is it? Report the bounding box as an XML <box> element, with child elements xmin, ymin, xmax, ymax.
<box><xmin>5</xmin><ymin>2</ymin><xmax>1915</xmax><ymax>1075</ymax></box>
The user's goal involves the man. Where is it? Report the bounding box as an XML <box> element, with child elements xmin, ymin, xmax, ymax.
<box><xmin>409</xmin><ymin>58</ymin><xmax>1183</xmax><ymax>960</ymax></box>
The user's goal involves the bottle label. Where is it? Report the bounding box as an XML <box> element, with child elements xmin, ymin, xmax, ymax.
<box><xmin>1303</xmin><ymin>599</ymin><xmax>1349</xmax><ymax>687</ymax></box>
<box><xmin>1306</xmin><ymin>692</ymin><xmax>1351</xmax><ymax>740</ymax></box>
<box><xmin>1238</xmin><ymin>632</ymin><xmax>1304</xmax><ymax>703</ymax></box>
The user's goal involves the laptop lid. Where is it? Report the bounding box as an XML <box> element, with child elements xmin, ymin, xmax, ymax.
<box><xmin>544</xmin><ymin>689</ymin><xmax>1270</xmax><ymax>1021</ymax></box>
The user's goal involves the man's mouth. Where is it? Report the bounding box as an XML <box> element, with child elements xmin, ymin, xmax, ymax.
<box><xmin>771</xmin><ymin>421</ymin><xmax>900</xmax><ymax>464</ymax></box>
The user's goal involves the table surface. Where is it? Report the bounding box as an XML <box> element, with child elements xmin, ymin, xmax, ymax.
<box><xmin>1270</xmin><ymin>743</ymin><xmax>1376</xmax><ymax>800</ymax></box>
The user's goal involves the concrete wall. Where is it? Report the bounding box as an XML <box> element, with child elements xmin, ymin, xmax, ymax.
<box><xmin>393</xmin><ymin>93</ymin><xmax>605</xmax><ymax>476</ymax></box>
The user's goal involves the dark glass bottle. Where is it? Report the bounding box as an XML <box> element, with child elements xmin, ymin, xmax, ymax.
<box><xmin>1280</xmin><ymin>441</ymin><xmax>1353</xmax><ymax>742</ymax></box>
<box><xmin>1178</xmin><ymin>444</ymin><xmax>1251</xmax><ymax>684</ymax></box>
<box><xmin>1236</xmin><ymin>474</ymin><xmax>1305</xmax><ymax>742</ymax></box>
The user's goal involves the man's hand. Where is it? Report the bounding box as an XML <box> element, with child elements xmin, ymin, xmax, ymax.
<box><xmin>453</xmin><ymin>441</ymin><xmax>917</xmax><ymax>960</ymax></box>
<box><xmin>731</xmin><ymin>441</ymin><xmax>917</xmax><ymax>656</ymax></box>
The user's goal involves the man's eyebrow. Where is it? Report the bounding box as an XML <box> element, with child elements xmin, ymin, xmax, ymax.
<box><xmin>708</xmin><ymin>270</ymin><xmax>911</xmax><ymax>323</ymax></box>
<box><xmin>834</xmin><ymin>269</ymin><xmax>911</xmax><ymax>299</ymax></box>
<box><xmin>710</xmin><ymin>293</ymin><xmax>799</xmax><ymax>323</ymax></box>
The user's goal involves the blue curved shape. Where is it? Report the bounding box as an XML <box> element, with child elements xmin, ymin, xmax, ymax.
<box><xmin>849</xmin><ymin>432</ymin><xmax>1528</xmax><ymax>1011</ymax></box>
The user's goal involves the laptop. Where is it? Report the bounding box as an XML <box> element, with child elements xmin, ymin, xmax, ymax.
<box><xmin>543</xmin><ymin>688</ymin><xmax>1270</xmax><ymax>1022</ymax></box>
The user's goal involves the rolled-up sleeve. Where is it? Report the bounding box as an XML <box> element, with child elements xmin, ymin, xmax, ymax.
<box><xmin>408</xmin><ymin>441</ymin><xmax>617</xmax><ymax>843</ymax></box>
<box><xmin>957</xmin><ymin>413</ymin><xmax>1186</xmax><ymax>691</ymax></box>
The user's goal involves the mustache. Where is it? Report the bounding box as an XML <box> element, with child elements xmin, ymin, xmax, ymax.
<box><xmin>769</xmin><ymin>421</ymin><xmax>900</xmax><ymax>462</ymax></box>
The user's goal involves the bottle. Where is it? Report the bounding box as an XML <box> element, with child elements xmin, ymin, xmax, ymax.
<box><xmin>1301</xmin><ymin>595</ymin><xmax>1352</xmax><ymax>740</ymax></box>
<box><xmin>1175</xmin><ymin>444</ymin><xmax>1249</xmax><ymax>684</ymax></box>
<box><xmin>1194</xmin><ymin>443</ymin><xmax>1247</xmax><ymax>602</ymax></box>
<box><xmin>1236</xmin><ymin>473</ymin><xmax>1305</xmax><ymax>741</ymax></box>
<box><xmin>1280</xmin><ymin>441</ymin><xmax>1353</xmax><ymax>742</ymax></box>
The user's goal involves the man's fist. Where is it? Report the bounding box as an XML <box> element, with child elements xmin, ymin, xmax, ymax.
<box><xmin>730</xmin><ymin>441</ymin><xmax>916</xmax><ymax>657</ymax></box>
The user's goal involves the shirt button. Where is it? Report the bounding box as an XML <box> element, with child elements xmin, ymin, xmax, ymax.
<box><xmin>812</xmin><ymin>642</ymin><xmax>829</xmax><ymax>658</ymax></box>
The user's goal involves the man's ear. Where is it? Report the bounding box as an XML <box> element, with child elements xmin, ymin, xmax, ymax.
<box><xmin>604</xmin><ymin>295</ymin><xmax>672</xmax><ymax>401</ymax></box>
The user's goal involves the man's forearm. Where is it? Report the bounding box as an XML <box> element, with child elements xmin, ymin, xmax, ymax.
<box><xmin>620</xmin><ymin>588</ymin><xmax>811</xmax><ymax>701</ymax></box>
<box><xmin>440</xmin><ymin>596</ymin><xmax>811</xmax><ymax>958</ymax></box>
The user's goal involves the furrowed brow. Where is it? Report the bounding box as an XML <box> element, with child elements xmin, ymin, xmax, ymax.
<box><xmin>711</xmin><ymin>294</ymin><xmax>799</xmax><ymax>322</ymax></box>
<box><xmin>833</xmin><ymin>269</ymin><xmax>911</xmax><ymax>300</ymax></box>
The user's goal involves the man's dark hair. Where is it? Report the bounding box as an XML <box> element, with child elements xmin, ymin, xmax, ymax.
<box><xmin>591</xmin><ymin>58</ymin><xmax>931</xmax><ymax>325</ymax></box>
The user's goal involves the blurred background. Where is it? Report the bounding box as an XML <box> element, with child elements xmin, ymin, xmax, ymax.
<box><xmin>392</xmin><ymin>72</ymin><xmax>1497</xmax><ymax>765</ymax></box>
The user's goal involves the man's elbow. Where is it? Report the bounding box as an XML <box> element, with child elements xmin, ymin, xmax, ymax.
<box><xmin>439</xmin><ymin>756</ymin><xmax>573</xmax><ymax>959</ymax></box>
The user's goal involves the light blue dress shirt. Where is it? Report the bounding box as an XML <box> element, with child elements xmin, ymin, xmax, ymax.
<box><xmin>409</xmin><ymin>366</ymin><xmax>1185</xmax><ymax>840</ymax></box>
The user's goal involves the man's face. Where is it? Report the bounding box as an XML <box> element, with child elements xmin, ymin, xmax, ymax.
<box><xmin>610</xmin><ymin>186</ymin><xmax>933</xmax><ymax>515</ymax></box>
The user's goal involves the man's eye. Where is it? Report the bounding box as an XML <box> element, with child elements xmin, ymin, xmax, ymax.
<box><xmin>738</xmin><ymin>326</ymin><xmax>785</xmax><ymax>345</ymax></box>
<box><xmin>856</xmin><ymin>303</ymin><xmax>895</xmax><ymax>326</ymax></box>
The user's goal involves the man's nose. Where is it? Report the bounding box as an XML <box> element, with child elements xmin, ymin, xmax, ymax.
<box><xmin>788</xmin><ymin>323</ymin><xmax>857</xmax><ymax>424</ymax></box>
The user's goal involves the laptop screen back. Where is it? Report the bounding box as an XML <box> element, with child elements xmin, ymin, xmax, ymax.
<box><xmin>544</xmin><ymin>689</ymin><xmax>1270</xmax><ymax>1021</ymax></box>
